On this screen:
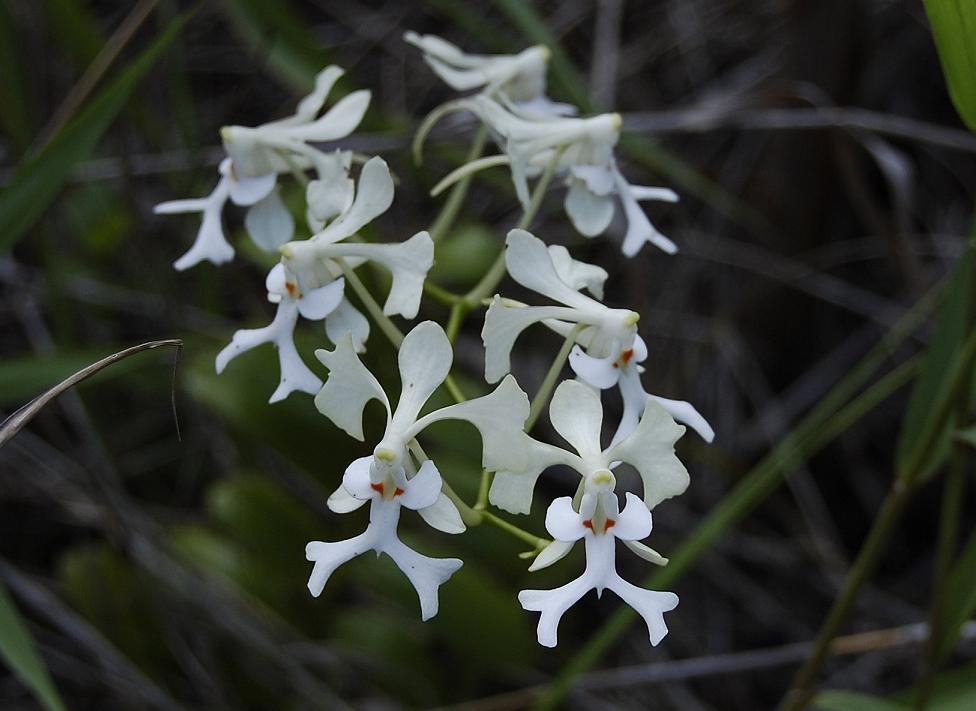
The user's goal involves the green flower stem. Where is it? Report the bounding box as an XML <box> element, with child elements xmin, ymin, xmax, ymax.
<box><xmin>527</xmin><ymin>326</ymin><xmax>583</xmax><ymax>432</ymax></box>
<box><xmin>429</xmin><ymin>124</ymin><xmax>488</xmax><ymax>243</ymax></box>
<box><xmin>482</xmin><ymin>511</ymin><xmax>550</xmax><ymax>550</ymax></box>
<box><xmin>423</xmin><ymin>280</ymin><xmax>461</xmax><ymax>306</ymax></box>
<box><xmin>782</xmin><ymin>329</ymin><xmax>976</xmax><ymax>710</ymax></box>
<box><xmin>335</xmin><ymin>257</ymin><xmax>403</xmax><ymax>348</ymax></box>
<box><xmin>476</xmin><ymin>468</ymin><xmax>492</xmax><ymax>510</ymax></box>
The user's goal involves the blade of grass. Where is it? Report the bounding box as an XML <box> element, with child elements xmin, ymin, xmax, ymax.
<box><xmin>0</xmin><ymin>581</ymin><xmax>67</xmax><ymax>711</ymax></box>
<box><xmin>924</xmin><ymin>0</ymin><xmax>976</xmax><ymax>131</ymax></box>
<box><xmin>0</xmin><ymin>12</ymin><xmax>190</xmax><ymax>252</ymax></box>
<box><xmin>0</xmin><ymin>2</ymin><xmax>31</xmax><ymax>151</ymax></box>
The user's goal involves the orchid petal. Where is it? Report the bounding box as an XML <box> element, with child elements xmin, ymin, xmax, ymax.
<box><xmin>229</xmin><ymin>171</ymin><xmax>276</xmax><ymax>206</ymax></box>
<box><xmin>314</xmin><ymin>334</ymin><xmax>391</xmax><ymax>439</ymax></box>
<box><xmin>245</xmin><ymin>187</ymin><xmax>295</xmax><ymax>251</ymax></box>
<box><xmin>545</xmin><ymin>496</ymin><xmax>587</xmax><ymax>542</ymax></box>
<box><xmin>271</xmin><ymin>65</ymin><xmax>345</xmax><ymax>128</ymax></box>
<box><xmin>630</xmin><ymin>185</ymin><xmax>679</xmax><ymax>202</ymax></box>
<box><xmin>275</xmin><ymin>90</ymin><xmax>371</xmax><ymax>143</ymax></box>
<box><xmin>615</xmin><ymin>169</ymin><xmax>678</xmax><ymax>257</ymax></box>
<box><xmin>548</xmin><ymin>380</ymin><xmax>605</xmax><ymax>460</ymax></box>
<box><xmin>481</xmin><ymin>298</ymin><xmax>578</xmax><ymax>383</ymax></box>
<box><xmin>296</xmin><ymin>278</ymin><xmax>345</xmax><ymax>321</ymax></box>
<box><xmin>651</xmin><ymin>394</ymin><xmax>715</xmax><ymax>443</ymax></box>
<box><xmin>569</xmin><ymin>346</ymin><xmax>620</xmax><ymax>389</ymax></box>
<box><xmin>418</xmin><ymin>493</ymin><xmax>466</xmax><ymax>534</ymax></box>
<box><xmin>340</xmin><ymin>456</ymin><xmax>375</xmax><ymax>500</ymax></box>
<box><xmin>504</xmin><ymin>229</ymin><xmax>594</xmax><ymax>310</ymax></box>
<box><xmin>392</xmin><ymin>321</ymin><xmax>453</xmax><ymax>428</ymax></box>
<box><xmin>565</xmin><ymin>179</ymin><xmax>614</xmax><ymax>237</ymax></box>
<box><xmin>327</xmin><ymin>482</ymin><xmax>369</xmax><ymax>514</ymax></box>
<box><xmin>547</xmin><ymin>245</ymin><xmax>607</xmax><ymax>299</ymax></box>
<box><xmin>312</xmin><ymin>156</ymin><xmax>394</xmax><ymax>245</ymax></box>
<box><xmin>611</xmin><ymin>492</ymin><xmax>653</xmax><ymax>541</ymax></box>
<box><xmin>518</xmin><ymin>574</ymin><xmax>593</xmax><ymax>648</ymax></box>
<box><xmin>489</xmin><ymin>436</ymin><xmax>578</xmax><ymax>514</ymax></box>
<box><xmin>607</xmin><ymin>576</ymin><xmax>678</xmax><ymax>645</ymax></box>
<box><xmin>265</xmin><ymin>262</ymin><xmax>288</xmax><ymax>295</ymax></box>
<box><xmin>414</xmin><ymin>374</ymin><xmax>530</xmax><ymax>474</ymax></box>
<box><xmin>606</xmin><ymin>399</ymin><xmax>689</xmax><ymax>509</ymax></box>
<box><xmin>325</xmin><ymin>298</ymin><xmax>370</xmax><ymax>352</ymax></box>
<box><xmin>623</xmin><ymin>539</ymin><xmax>669</xmax><ymax>566</ymax></box>
<box><xmin>400</xmin><ymin>459</ymin><xmax>443</xmax><ymax>511</ymax></box>
<box><xmin>306</xmin><ymin>533</ymin><xmax>372</xmax><ymax>597</ymax></box>
<box><xmin>528</xmin><ymin>539</ymin><xmax>575</xmax><ymax>572</ymax></box>
<box><xmin>381</xmin><ymin>538</ymin><xmax>462</xmax><ymax>621</ymax></box>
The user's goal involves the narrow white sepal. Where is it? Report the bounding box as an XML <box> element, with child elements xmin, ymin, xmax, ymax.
<box><xmin>418</xmin><ymin>492</ymin><xmax>466</xmax><ymax>534</ymax></box>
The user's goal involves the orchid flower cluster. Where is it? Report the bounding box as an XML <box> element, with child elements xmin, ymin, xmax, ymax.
<box><xmin>157</xmin><ymin>32</ymin><xmax>714</xmax><ymax>649</ymax></box>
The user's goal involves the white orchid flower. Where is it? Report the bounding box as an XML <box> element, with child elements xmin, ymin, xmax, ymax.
<box><xmin>425</xmin><ymin>95</ymin><xmax>679</xmax><ymax>256</ymax></box>
<box><xmin>154</xmin><ymin>158</ymin><xmax>282</xmax><ymax>270</ymax></box>
<box><xmin>157</xmin><ymin>65</ymin><xmax>369</xmax><ymax>268</ymax></box>
<box><xmin>569</xmin><ymin>335</ymin><xmax>715</xmax><ymax>447</ymax></box>
<box><xmin>489</xmin><ymin>377</ymin><xmax>688</xmax><ymax>519</ymax></box>
<box><xmin>482</xmin><ymin>229</ymin><xmax>639</xmax><ymax>383</ymax></box>
<box><xmin>404</xmin><ymin>31</ymin><xmax>573</xmax><ymax>119</ymax></box>
<box><xmin>215</xmin><ymin>262</ymin><xmax>344</xmax><ymax>403</ymax></box>
<box><xmin>281</xmin><ymin>157</ymin><xmax>434</xmax><ymax>320</ymax></box>
<box><xmin>519</xmin><ymin>467</ymin><xmax>679</xmax><ymax>647</ymax></box>
<box><xmin>307</xmin><ymin>321</ymin><xmax>532</xmax><ymax>619</ymax></box>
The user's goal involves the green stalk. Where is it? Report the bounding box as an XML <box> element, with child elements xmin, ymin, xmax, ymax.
<box><xmin>335</xmin><ymin>258</ymin><xmax>403</xmax><ymax>348</ymax></box>
<box><xmin>429</xmin><ymin>124</ymin><xmax>488</xmax><ymax>243</ymax></box>
<box><xmin>782</xmin><ymin>329</ymin><xmax>976</xmax><ymax>709</ymax></box>
<box><xmin>527</xmin><ymin>326</ymin><xmax>583</xmax><ymax>431</ymax></box>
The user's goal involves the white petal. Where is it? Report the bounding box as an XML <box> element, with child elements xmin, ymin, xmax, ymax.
<box><xmin>488</xmin><ymin>436</ymin><xmax>576</xmax><ymax>515</ymax></box>
<box><xmin>399</xmin><ymin>459</ymin><xmax>443</xmax><ymax>511</ymax></box>
<box><xmin>173</xmin><ymin>205</ymin><xmax>235</xmax><ymax>270</ymax></box>
<box><xmin>528</xmin><ymin>539</ymin><xmax>575</xmax><ymax>572</ymax></box>
<box><xmin>570</xmin><ymin>164</ymin><xmax>616</xmax><ymax>195</ymax></box>
<box><xmin>245</xmin><ymin>187</ymin><xmax>295</xmax><ymax>252</ymax></box>
<box><xmin>606</xmin><ymin>399</ymin><xmax>689</xmax><ymax>509</ymax></box>
<box><xmin>630</xmin><ymin>185</ymin><xmax>679</xmax><ymax>203</ymax></box>
<box><xmin>341</xmin><ymin>455</ymin><xmax>376</xmax><ymax>500</ymax></box>
<box><xmin>296</xmin><ymin>278</ymin><xmax>344</xmax><ymax>321</ymax></box>
<box><xmin>325</xmin><ymin>298</ymin><xmax>370</xmax><ymax>352</ymax></box>
<box><xmin>650</xmin><ymin>394</ymin><xmax>715</xmax><ymax>443</ymax></box>
<box><xmin>324</xmin><ymin>232</ymin><xmax>434</xmax><ymax>318</ymax></box>
<box><xmin>622</xmin><ymin>539</ymin><xmax>669</xmax><ymax>566</ymax></box>
<box><xmin>265</xmin><ymin>262</ymin><xmax>288</xmax><ymax>295</ymax></box>
<box><xmin>565</xmin><ymin>180</ymin><xmax>615</xmax><ymax>237</ymax></box>
<box><xmin>276</xmin><ymin>90</ymin><xmax>371</xmax><ymax>142</ymax></box>
<box><xmin>607</xmin><ymin>576</ymin><xmax>678</xmax><ymax>646</ymax></box>
<box><xmin>545</xmin><ymin>496</ymin><xmax>586</xmax><ymax>542</ymax></box>
<box><xmin>327</xmin><ymin>482</ymin><xmax>369</xmax><ymax>514</ymax></box>
<box><xmin>380</xmin><ymin>537</ymin><xmax>462</xmax><ymax>621</ymax></box>
<box><xmin>569</xmin><ymin>346</ymin><xmax>620</xmax><ymax>389</ymax></box>
<box><xmin>611</xmin><ymin>492</ymin><xmax>653</xmax><ymax>541</ymax></box>
<box><xmin>278</xmin><ymin>65</ymin><xmax>345</xmax><ymax>127</ymax></box>
<box><xmin>269</xmin><ymin>335</ymin><xmax>323</xmax><ymax>403</ymax></box>
<box><xmin>306</xmin><ymin>532</ymin><xmax>372</xmax><ymax>597</ymax></box>
<box><xmin>418</xmin><ymin>492</ymin><xmax>466</xmax><ymax>534</ymax></box>
<box><xmin>314</xmin><ymin>334</ymin><xmax>391</xmax><ymax>440</ymax></box>
<box><xmin>229</xmin><ymin>171</ymin><xmax>276</xmax><ymax>206</ymax></box>
<box><xmin>391</xmin><ymin>321</ymin><xmax>453</xmax><ymax>429</ymax></box>
<box><xmin>548</xmin><ymin>380</ymin><xmax>604</xmax><ymax>460</ymax></box>
<box><xmin>547</xmin><ymin>244</ymin><xmax>608</xmax><ymax>299</ymax></box>
<box><xmin>610</xmin><ymin>365</ymin><xmax>646</xmax><ymax>446</ymax></box>
<box><xmin>312</xmin><ymin>156</ymin><xmax>394</xmax><ymax>244</ymax></box>
<box><xmin>481</xmin><ymin>298</ymin><xmax>578</xmax><ymax>383</ymax></box>
<box><xmin>307</xmin><ymin>175</ymin><xmax>354</xmax><ymax>223</ymax></box>
<box><xmin>518</xmin><ymin>574</ymin><xmax>593</xmax><ymax>648</ymax></box>
<box><xmin>504</xmin><ymin>229</ymin><xmax>594</xmax><ymax>310</ymax></box>
<box><xmin>615</xmin><ymin>169</ymin><xmax>678</xmax><ymax>257</ymax></box>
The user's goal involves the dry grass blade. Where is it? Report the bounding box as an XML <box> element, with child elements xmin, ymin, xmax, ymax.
<box><xmin>0</xmin><ymin>339</ymin><xmax>182</xmax><ymax>448</ymax></box>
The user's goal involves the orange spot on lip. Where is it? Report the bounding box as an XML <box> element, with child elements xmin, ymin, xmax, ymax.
<box><xmin>285</xmin><ymin>281</ymin><xmax>298</xmax><ymax>297</ymax></box>
<box><xmin>620</xmin><ymin>348</ymin><xmax>634</xmax><ymax>365</ymax></box>
<box><xmin>605</xmin><ymin>519</ymin><xmax>616</xmax><ymax>530</ymax></box>
<box><xmin>394</xmin><ymin>487</ymin><xmax>404</xmax><ymax>497</ymax></box>
<box><xmin>582</xmin><ymin>519</ymin><xmax>594</xmax><ymax>530</ymax></box>
<box><xmin>370</xmin><ymin>483</ymin><xmax>384</xmax><ymax>495</ymax></box>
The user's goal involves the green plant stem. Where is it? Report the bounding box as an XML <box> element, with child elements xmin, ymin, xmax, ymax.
<box><xmin>482</xmin><ymin>511</ymin><xmax>549</xmax><ymax>549</ymax></box>
<box><xmin>535</xmin><ymin>350</ymin><xmax>925</xmax><ymax>711</ymax></box>
<box><xmin>780</xmin><ymin>482</ymin><xmax>915</xmax><ymax>711</ymax></box>
<box><xmin>527</xmin><ymin>326</ymin><xmax>583</xmax><ymax>431</ymax></box>
<box><xmin>335</xmin><ymin>258</ymin><xmax>403</xmax><ymax>348</ymax></box>
<box><xmin>423</xmin><ymin>280</ymin><xmax>461</xmax><ymax>306</ymax></box>
<box><xmin>476</xmin><ymin>468</ymin><xmax>491</xmax><ymax>510</ymax></box>
<box><xmin>429</xmin><ymin>124</ymin><xmax>488</xmax><ymax>243</ymax></box>
<box><xmin>782</xmin><ymin>330</ymin><xmax>976</xmax><ymax>709</ymax></box>
<box><xmin>445</xmin><ymin>147</ymin><xmax>564</xmax><ymax>343</ymax></box>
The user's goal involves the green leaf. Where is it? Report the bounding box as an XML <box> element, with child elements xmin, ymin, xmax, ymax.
<box><xmin>924</xmin><ymin>0</ymin><xmax>976</xmax><ymax>131</ymax></box>
<box><xmin>895</xmin><ymin>243</ymin><xmax>975</xmax><ymax>482</ymax></box>
<box><xmin>813</xmin><ymin>690</ymin><xmax>907</xmax><ymax>711</ymax></box>
<box><xmin>0</xmin><ymin>13</ymin><xmax>189</xmax><ymax>252</ymax></box>
<box><xmin>0</xmin><ymin>2</ymin><xmax>31</xmax><ymax>151</ymax></box>
<box><xmin>900</xmin><ymin>661</ymin><xmax>976</xmax><ymax>709</ymax></box>
<box><xmin>0</xmin><ymin>581</ymin><xmax>67</xmax><ymax>711</ymax></box>
<box><xmin>956</xmin><ymin>425</ymin><xmax>976</xmax><ymax>448</ymax></box>
<box><xmin>938</xmin><ymin>528</ymin><xmax>976</xmax><ymax>660</ymax></box>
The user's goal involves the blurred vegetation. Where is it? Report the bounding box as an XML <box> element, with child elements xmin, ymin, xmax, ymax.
<box><xmin>1</xmin><ymin>1</ymin><xmax>976</xmax><ymax>709</ymax></box>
